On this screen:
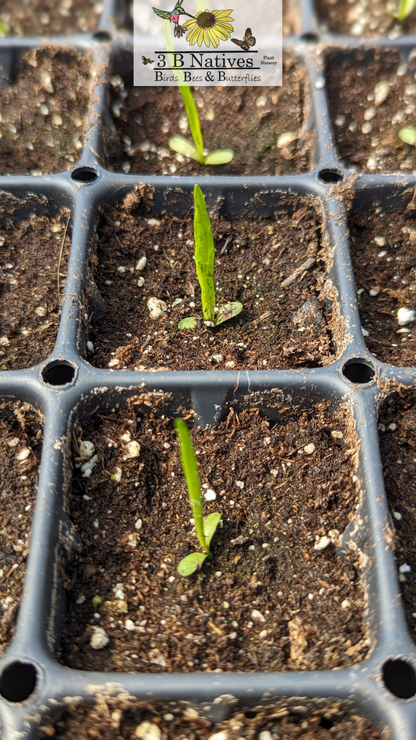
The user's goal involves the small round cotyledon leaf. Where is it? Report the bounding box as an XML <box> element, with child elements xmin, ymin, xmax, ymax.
<box><xmin>177</xmin><ymin>551</ymin><xmax>207</xmax><ymax>576</ymax></box>
<box><xmin>168</xmin><ymin>135</ymin><xmax>203</xmax><ymax>162</ymax></box>
<box><xmin>178</xmin><ymin>316</ymin><xmax>198</xmax><ymax>330</ymax></box>
<box><xmin>398</xmin><ymin>126</ymin><xmax>416</xmax><ymax>146</ymax></box>
<box><xmin>205</xmin><ymin>148</ymin><xmax>234</xmax><ymax>165</ymax></box>
<box><xmin>203</xmin><ymin>512</ymin><xmax>221</xmax><ymax>549</ymax></box>
<box><xmin>216</xmin><ymin>301</ymin><xmax>243</xmax><ymax>326</ymax></box>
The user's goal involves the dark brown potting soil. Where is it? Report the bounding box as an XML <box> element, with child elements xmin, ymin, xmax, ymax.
<box><xmin>379</xmin><ymin>391</ymin><xmax>416</xmax><ymax>639</ymax></box>
<box><xmin>316</xmin><ymin>0</ymin><xmax>416</xmax><ymax>37</ymax></box>
<box><xmin>0</xmin><ymin>0</ymin><xmax>101</xmax><ymax>36</ymax></box>
<box><xmin>103</xmin><ymin>57</ymin><xmax>310</xmax><ymax>176</ymax></box>
<box><xmin>37</xmin><ymin>695</ymin><xmax>382</xmax><ymax>740</ymax></box>
<box><xmin>0</xmin><ymin>47</ymin><xmax>91</xmax><ymax>175</ymax></box>
<box><xmin>60</xmin><ymin>398</ymin><xmax>367</xmax><ymax>673</ymax></box>
<box><xmin>88</xmin><ymin>190</ymin><xmax>336</xmax><ymax>371</ymax></box>
<box><xmin>326</xmin><ymin>50</ymin><xmax>416</xmax><ymax>173</ymax></box>
<box><xmin>0</xmin><ymin>400</ymin><xmax>43</xmax><ymax>656</ymax></box>
<box><xmin>0</xmin><ymin>196</ymin><xmax>71</xmax><ymax>370</ymax></box>
<box><xmin>348</xmin><ymin>206</ymin><xmax>416</xmax><ymax>367</ymax></box>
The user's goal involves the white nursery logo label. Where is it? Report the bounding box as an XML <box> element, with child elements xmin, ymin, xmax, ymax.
<box><xmin>134</xmin><ymin>0</ymin><xmax>282</xmax><ymax>86</ymax></box>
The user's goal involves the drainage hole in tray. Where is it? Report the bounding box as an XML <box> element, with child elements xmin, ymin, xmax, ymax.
<box><xmin>70</xmin><ymin>166</ymin><xmax>100</xmax><ymax>184</ymax></box>
<box><xmin>0</xmin><ymin>661</ymin><xmax>38</xmax><ymax>702</ymax></box>
<box><xmin>92</xmin><ymin>31</ymin><xmax>113</xmax><ymax>42</ymax></box>
<box><xmin>42</xmin><ymin>361</ymin><xmax>77</xmax><ymax>386</ymax></box>
<box><xmin>318</xmin><ymin>168</ymin><xmax>344</xmax><ymax>184</ymax></box>
<box><xmin>342</xmin><ymin>359</ymin><xmax>375</xmax><ymax>385</ymax></box>
<box><xmin>300</xmin><ymin>33</ymin><xmax>320</xmax><ymax>42</ymax></box>
<box><xmin>382</xmin><ymin>658</ymin><xmax>416</xmax><ymax>699</ymax></box>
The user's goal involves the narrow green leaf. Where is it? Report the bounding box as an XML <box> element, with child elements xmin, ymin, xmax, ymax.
<box><xmin>215</xmin><ymin>301</ymin><xmax>243</xmax><ymax>326</ymax></box>
<box><xmin>205</xmin><ymin>149</ymin><xmax>235</xmax><ymax>166</ymax></box>
<box><xmin>168</xmin><ymin>135</ymin><xmax>201</xmax><ymax>162</ymax></box>
<box><xmin>174</xmin><ymin>418</ymin><xmax>208</xmax><ymax>555</ymax></box>
<box><xmin>396</xmin><ymin>0</ymin><xmax>416</xmax><ymax>19</ymax></box>
<box><xmin>0</xmin><ymin>19</ymin><xmax>9</xmax><ymax>36</ymax></box>
<box><xmin>398</xmin><ymin>126</ymin><xmax>416</xmax><ymax>146</ymax></box>
<box><xmin>177</xmin><ymin>551</ymin><xmax>207</xmax><ymax>576</ymax></box>
<box><xmin>178</xmin><ymin>85</ymin><xmax>204</xmax><ymax>162</ymax></box>
<box><xmin>203</xmin><ymin>512</ymin><xmax>221</xmax><ymax>549</ymax></box>
<box><xmin>178</xmin><ymin>316</ymin><xmax>198</xmax><ymax>330</ymax></box>
<box><xmin>193</xmin><ymin>184</ymin><xmax>216</xmax><ymax>323</ymax></box>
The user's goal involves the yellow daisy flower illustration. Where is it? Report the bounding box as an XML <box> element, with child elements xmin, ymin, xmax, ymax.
<box><xmin>184</xmin><ymin>9</ymin><xmax>234</xmax><ymax>49</ymax></box>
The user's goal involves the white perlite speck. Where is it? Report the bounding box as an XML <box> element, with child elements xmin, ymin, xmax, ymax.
<box><xmin>123</xmin><ymin>441</ymin><xmax>141</xmax><ymax>460</ymax></box>
<box><xmin>314</xmin><ymin>535</ymin><xmax>331</xmax><ymax>551</ymax></box>
<box><xmin>204</xmin><ymin>489</ymin><xmax>217</xmax><ymax>501</ymax></box>
<box><xmin>147</xmin><ymin>297</ymin><xmax>168</xmax><ymax>320</ymax></box>
<box><xmin>304</xmin><ymin>443</ymin><xmax>315</xmax><ymax>455</ymax></box>
<box><xmin>90</xmin><ymin>627</ymin><xmax>109</xmax><ymax>650</ymax></box>
<box><xmin>136</xmin><ymin>256</ymin><xmax>147</xmax><ymax>271</ymax></box>
<box><xmin>125</xmin><ymin>619</ymin><xmax>136</xmax><ymax>631</ymax></box>
<box><xmin>399</xmin><ymin>563</ymin><xmax>411</xmax><ymax>573</ymax></box>
<box><xmin>397</xmin><ymin>307</ymin><xmax>416</xmax><ymax>326</ymax></box>
<box><xmin>135</xmin><ymin>722</ymin><xmax>162</xmax><ymax>740</ymax></box>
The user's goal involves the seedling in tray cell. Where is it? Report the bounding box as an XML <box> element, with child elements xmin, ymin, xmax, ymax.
<box><xmin>174</xmin><ymin>417</ymin><xmax>221</xmax><ymax>577</ymax></box>
<box><xmin>394</xmin><ymin>0</ymin><xmax>416</xmax><ymax>20</ymax></box>
<box><xmin>169</xmin><ymin>84</ymin><xmax>234</xmax><ymax>165</ymax></box>
<box><xmin>178</xmin><ymin>184</ymin><xmax>243</xmax><ymax>330</ymax></box>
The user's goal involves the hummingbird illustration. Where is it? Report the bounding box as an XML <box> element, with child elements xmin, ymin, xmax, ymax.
<box><xmin>152</xmin><ymin>0</ymin><xmax>194</xmax><ymax>37</ymax></box>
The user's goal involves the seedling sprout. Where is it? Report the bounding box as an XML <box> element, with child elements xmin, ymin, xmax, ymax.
<box><xmin>169</xmin><ymin>85</ymin><xmax>234</xmax><ymax>166</ymax></box>
<box><xmin>178</xmin><ymin>184</ymin><xmax>243</xmax><ymax>330</ymax></box>
<box><xmin>174</xmin><ymin>417</ymin><xmax>221</xmax><ymax>576</ymax></box>
<box><xmin>394</xmin><ymin>0</ymin><xmax>416</xmax><ymax>20</ymax></box>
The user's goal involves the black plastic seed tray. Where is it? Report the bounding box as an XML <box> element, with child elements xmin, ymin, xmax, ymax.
<box><xmin>2</xmin><ymin>0</ymin><xmax>416</xmax><ymax>737</ymax></box>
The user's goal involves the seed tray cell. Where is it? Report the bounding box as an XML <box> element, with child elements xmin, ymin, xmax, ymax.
<box><xmin>2</xmin><ymin>0</ymin><xmax>416</xmax><ymax>738</ymax></box>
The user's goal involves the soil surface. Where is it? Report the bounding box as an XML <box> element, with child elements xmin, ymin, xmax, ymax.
<box><xmin>0</xmin><ymin>47</ymin><xmax>91</xmax><ymax>175</ymax></box>
<box><xmin>0</xmin><ymin>0</ymin><xmax>102</xmax><ymax>36</ymax></box>
<box><xmin>379</xmin><ymin>391</ymin><xmax>416</xmax><ymax>639</ymax></box>
<box><xmin>349</xmin><ymin>205</ymin><xmax>416</xmax><ymax>367</ymax></box>
<box><xmin>326</xmin><ymin>50</ymin><xmax>416</xmax><ymax>173</ymax></box>
<box><xmin>0</xmin><ymin>401</ymin><xmax>43</xmax><ymax>657</ymax></box>
<box><xmin>37</xmin><ymin>695</ymin><xmax>382</xmax><ymax>740</ymax></box>
<box><xmin>88</xmin><ymin>191</ymin><xmax>336</xmax><ymax>371</ymax></box>
<box><xmin>60</xmin><ymin>397</ymin><xmax>367</xmax><ymax>673</ymax></box>
<box><xmin>0</xmin><ymin>196</ymin><xmax>71</xmax><ymax>370</ymax></box>
<box><xmin>316</xmin><ymin>0</ymin><xmax>416</xmax><ymax>36</ymax></box>
<box><xmin>103</xmin><ymin>57</ymin><xmax>310</xmax><ymax>176</ymax></box>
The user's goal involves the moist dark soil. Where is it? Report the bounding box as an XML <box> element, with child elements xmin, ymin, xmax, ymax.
<box><xmin>88</xmin><ymin>191</ymin><xmax>336</xmax><ymax>371</ymax></box>
<box><xmin>378</xmin><ymin>391</ymin><xmax>416</xmax><ymax>639</ymax></box>
<box><xmin>0</xmin><ymin>400</ymin><xmax>43</xmax><ymax>656</ymax></box>
<box><xmin>0</xmin><ymin>47</ymin><xmax>91</xmax><ymax>175</ymax></box>
<box><xmin>0</xmin><ymin>197</ymin><xmax>71</xmax><ymax>370</ymax></box>
<box><xmin>103</xmin><ymin>57</ymin><xmax>310</xmax><ymax>176</ymax></box>
<box><xmin>0</xmin><ymin>0</ymin><xmax>102</xmax><ymax>36</ymax></box>
<box><xmin>316</xmin><ymin>0</ymin><xmax>416</xmax><ymax>36</ymax></box>
<box><xmin>326</xmin><ymin>50</ymin><xmax>416</xmax><ymax>173</ymax></box>
<box><xmin>348</xmin><ymin>206</ymin><xmax>416</xmax><ymax>367</ymax></box>
<box><xmin>60</xmin><ymin>398</ymin><xmax>367</xmax><ymax>674</ymax></box>
<box><xmin>37</xmin><ymin>695</ymin><xmax>382</xmax><ymax>740</ymax></box>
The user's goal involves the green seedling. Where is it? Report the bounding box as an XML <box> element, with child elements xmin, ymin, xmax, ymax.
<box><xmin>169</xmin><ymin>84</ymin><xmax>234</xmax><ymax>166</ymax></box>
<box><xmin>178</xmin><ymin>184</ymin><xmax>243</xmax><ymax>330</ymax></box>
<box><xmin>174</xmin><ymin>417</ymin><xmax>221</xmax><ymax>576</ymax></box>
<box><xmin>395</xmin><ymin>0</ymin><xmax>416</xmax><ymax>19</ymax></box>
<box><xmin>92</xmin><ymin>595</ymin><xmax>103</xmax><ymax>608</ymax></box>
<box><xmin>0</xmin><ymin>19</ymin><xmax>9</xmax><ymax>37</ymax></box>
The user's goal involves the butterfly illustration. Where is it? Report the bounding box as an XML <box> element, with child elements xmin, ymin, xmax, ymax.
<box><xmin>142</xmin><ymin>56</ymin><xmax>155</xmax><ymax>65</ymax></box>
<box><xmin>231</xmin><ymin>28</ymin><xmax>256</xmax><ymax>51</ymax></box>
